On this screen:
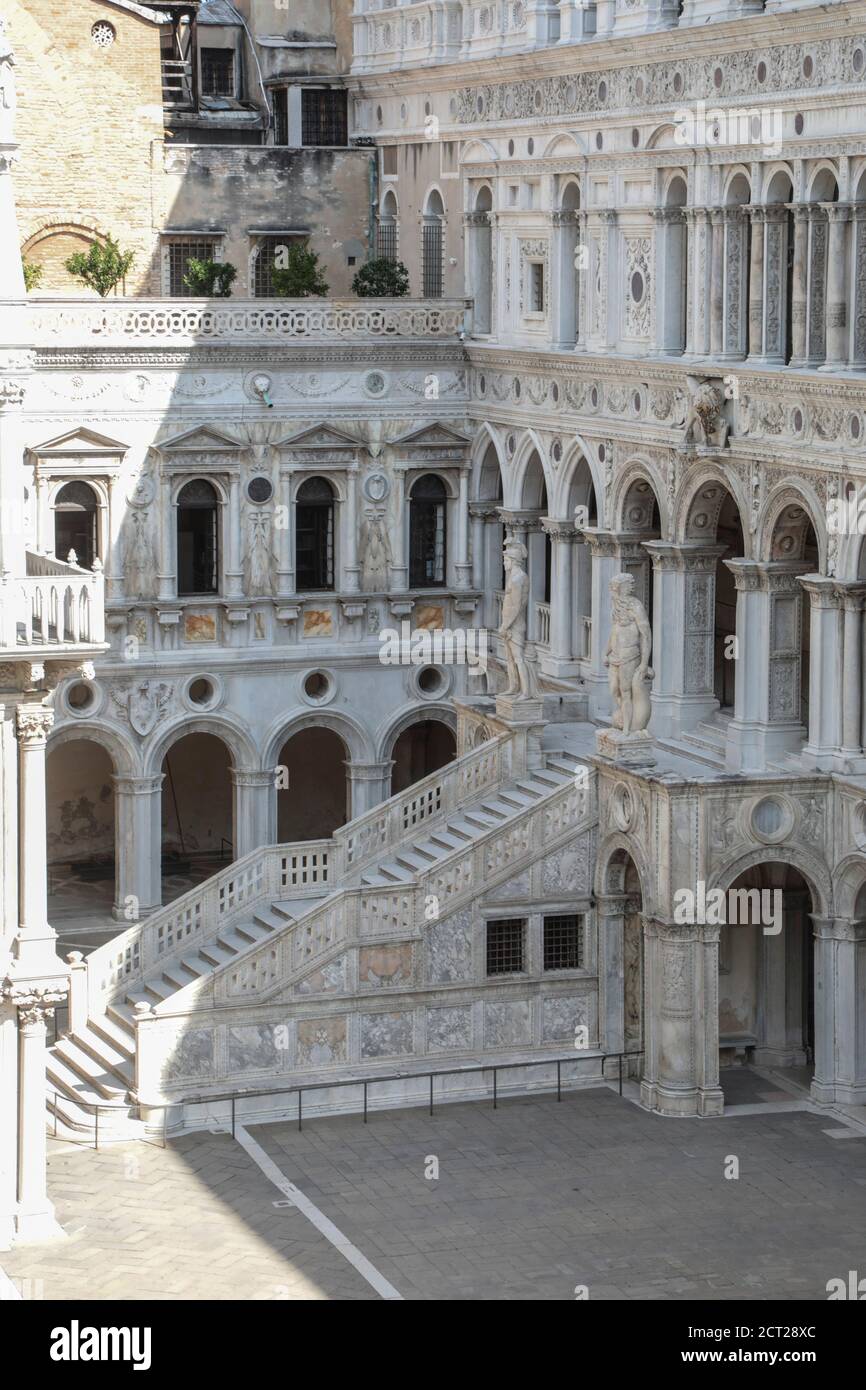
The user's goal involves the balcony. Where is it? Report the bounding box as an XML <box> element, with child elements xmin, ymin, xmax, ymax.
<box><xmin>0</xmin><ymin>553</ymin><xmax>106</xmax><ymax>657</ymax></box>
<box><xmin>22</xmin><ymin>298</ymin><xmax>470</xmax><ymax>349</ymax></box>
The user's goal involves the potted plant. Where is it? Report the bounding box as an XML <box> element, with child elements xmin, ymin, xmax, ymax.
<box><xmin>65</xmin><ymin>236</ymin><xmax>135</xmax><ymax>297</ymax></box>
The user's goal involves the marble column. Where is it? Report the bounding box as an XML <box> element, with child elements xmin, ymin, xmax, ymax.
<box><xmin>812</xmin><ymin>916</ymin><xmax>866</xmax><ymax>1106</ymax></box>
<box><xmin>455</xmin><ymin>468</ymin><xmax>472</xmax><ymax>589</ymax></box>
<box><xmin>709</xmin><ymin>208</ymin><xmax>725</xmax><ymax>357</ymax></box>
<box><xmin>157</xmin><ymin>474</ymin><xmax>175</xmax><ymax>601</ymax></box>
<box><xmin>551</xmin><ymin>208</ymin><xmax>579</xmax><ymax>349</ymax></box>
<box><xmin>231</xmin><ymin>769</ymin><xmax>273</xmax><ymax>859</ymax></box>
<box><xmin>800</xmin><ymin>576</ymin><xmax>843</xmax><ymax>770</ymax></box>
<box><xmin>276</xmin><ymin>469</ymin><xmax>294</xmax><ymax>597</ymax></box>
<box><xmin>643</xmin><ymin>542</ymin><xmax>727</xmax><ymax>740</ymax></box>
<box><xmin>822</xmin><ymin>203</ymin><xmax>852</xmax><ymax>369</ymax></box>
<box><xmin>721</xmin><ymin>205</ymin><xmax>747</xmax><ymax>358</ymax></box>
<box><xmin>0</xmin><ymin>997</ymin><xmax>17</xmax><ymax>1249</ymax></box>
<box><xmin>112</xmin><ymin>774</ymin><xmax>163</xmax><ymax>920</ymax></box>
<box><xmin>388</xmin><ymin>472</ymin><xmax>408</xmax><ymax>592</ymax></box>
<box><xmin>346</xmin><ymin>760</ymin><xmax>394</xmax><ymax>816</ymax></box>
<box><xmin>596</xmin><ymin>893</ymin><xmax>627</xmax><ymax>1059</ymax></box>
<box><xmin>15</xmin><ymin>706</ymin><xmax>54</xmax><ymax>958</ymax></box>
<box><xmin>759</xmin><ymin>205</ymin><xmax>789</xmax><ymax>364</ymax></box>
<box><xmin>641</xmin><ymin>917</ymin><xmax>723</xmax><ymax>1118</ymax></box>
<box><xmin>747</xmin><ymin>205</ymin><xmax>765</xmax><ymax>358</ymax></box>
<box><xmin>788</xmin><ymin>203</ymin><xmax>810</xmax><ymax>366</ymax></box>
<box><xmin>541</xmin><ymin>519</ymin><xmax>577</xmax><ymax>676</ymax></box>
<box><xmin>755</xmin><ymin>880</ymin><xmax>808</xmax><ymax>1067</ymax></box>
<box><xmin>106</xmin><ymin>472</ymin><xmax>124</xmax><ymax>603</ymax></box>
<box><xmin>839</xmin><ymin>583</ymin><xmax>866</xmax><ymax>761</ymax></box>
<box><xmin>15</xmin><ymin>994</ymin><xmax>65</xmax><ymax>1241</ymax></box>
<box><xmin>343</xmin><ymin>467</ymin><xmax>360</xmax><ymax>594</ymax></box>
<box><xmin>469</xmin><ymin>503</ymin><xmax>499</xmax><ymax>630</ymax></box>
<box><xmin>852</xmin><ymin>204</ymin><xmax>866</xmax><ymax>368</ymax></box>
<box><xmin>225</xmin><ymin>475</ymin><xmax>243</xmax><ymax>598</ymax></box>
<box><xmin>581</xmin><ymin>529</ymin><xmax>621</xmax><ymax>720</ymax></box>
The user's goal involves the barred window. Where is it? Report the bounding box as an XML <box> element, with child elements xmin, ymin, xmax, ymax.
<box><xmin>529</xmin><ymin>262</ymin><xmax>544</xmax><ymax>313</ymax></box>
<box><xmin>165</xmin><ymin>238</ymin><xmax>219</xmax><ymax>297</ymax></box>
<box><xmin>486</xmin><ymin>918</ymin><xmax>526</xmax><ymax>976</ymax></box>
<box><xmin>543</xmin><ymin>915</ymin><xmax>584</xmax><ymax>971</ymax></box>
<box><xmin>201</xmin><ymin>48</ymin><xmax>234</xmax><ymax>97</ymax></box>
<box><xmin>273</xmin><ymin>88</ymin><xmax>288</xmax><ymax>146</ymax></box>
<box><xmin>252</xmin><ymin>237</ymin><xmax>295</xmax><ymax>297</ymax></box>
<box><xmin>409</xmin><ymin>473</ymin><xmax>447</xmax><ymax>588</ymax></box>
<box><xmin>301</xmin><ymin>89</ymin><xmax>348</xmax><ymax>147</ymax></box>
<box><xmin>422</xmin><ymin>219</ymin><xmax>443</xmax><ymax>298</ymax></box>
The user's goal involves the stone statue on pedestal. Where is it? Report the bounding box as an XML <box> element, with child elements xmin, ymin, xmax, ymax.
<box><xmin>597</xmin><ymin>572</ymin><xmax>655</xmax><ymax>765</ymax></box>
<box><xmin>498</xmin><ymin>538</ymin><xmax>535</xmax><ymax>699</ymax></box>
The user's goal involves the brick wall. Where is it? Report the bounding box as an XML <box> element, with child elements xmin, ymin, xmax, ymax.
<box><xmin>9</xmin><ymin>0</ymin><xmax>166</xmax><ymax>294</ymax></box>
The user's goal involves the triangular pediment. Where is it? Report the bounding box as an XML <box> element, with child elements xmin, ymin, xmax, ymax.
<box><xmin>276</xmin><ymin>424</ymin><xmax>361</xmax><ymax>451</ymax></box>
<box><xmin>159</xmin><ymin>426</ymin><xmax>241</xmax><ymax>452</ymax></box>
<box><xmin>392</xmin><ymin>423</ymin><xmax>472</xmax><ymax>449</ymax></box>
<box><xmin>32</xmin><ymin>427</ymin><xmax>129</xmax><ymax>455</ymax></box>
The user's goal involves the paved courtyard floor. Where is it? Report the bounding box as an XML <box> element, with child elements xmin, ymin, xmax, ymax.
<box><xmin>3</xmin><ymin>1077</ymin><xmax>865</xmax><ymax>1301</ymax></box>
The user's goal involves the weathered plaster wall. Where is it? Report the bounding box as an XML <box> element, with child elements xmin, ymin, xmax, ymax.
<box><xmin>161</xmin><ymin>144</ymin><xmax>373</xmax><ymax>295</ymax></box>
<box><xmin>46</xmin><ymin>739</ymin><xmax>115</xmax><ymax>866</ymax></box>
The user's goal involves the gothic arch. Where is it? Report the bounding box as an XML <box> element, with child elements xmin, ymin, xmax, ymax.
<box><xmin>262</xmin><ymin>708</ymin><xmax>373</xmax><ymax>773</ymax></box>
<box><xmin>552</xmin><ymin>437</ymin><xmax>602</xmax><ymax>520</ymax></box>
<box><xmin>722</xmin><ymin>166</ymin><xmax>752</xmax><ymax>204</ymax></box>
<box><xmin>674</xmin><ymin>467</ymin><xmax>750</xmax><ymax>550</ymax></box>
<box><xmin>609</xmin><ymin>459</ymin><xmax>668</xmax><ymax>536</ymax></box>
<box><xmin>511</xmin><ymin>435</ymin><xmax>552</xmax><ymax>510</ymax></box>
<box><xmin>758</xmin><ymin>481</ymin><xmax>826</xmax><ymax>571</ymax></box>
<box><xmin>375</xmin><ymin>701</ymin><xmax>458</xmax><ymax>763</ymax></box>
<box><xmin>145</xmin><ymin>715</ymin><xmax>257</xmax><ymax>778</ymax></box>
<box><xmin>470</xmin><ymin>426</ymin><xmax>506</xmax><ymax>499</ymax></box>
<box><xmin>708</xmin><ymin>845</ymin><xmax>831</xmax><ymax>918</ymax></box>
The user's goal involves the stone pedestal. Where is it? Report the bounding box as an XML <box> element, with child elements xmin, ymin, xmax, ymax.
<box><xmin>641</xmin><ymin>919</ymin><xmax>724</xmax><ymax>1117</ymax></box>
<box><xmin>494</xmin><ymin>695</ymin><xmax>545</xmax><ymax>774</ymax></box>
<box><xmin>812</xmin><ymin>917</ymin><xmax>866</xmax><ymax>1106</ymax></box>
<box><xmin>596</xmin><ymin>727</ymin><xmax>655</xmax><ymax>767</ymax></box>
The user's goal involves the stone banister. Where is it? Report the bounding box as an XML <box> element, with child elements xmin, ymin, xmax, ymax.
<box><xmin>23</xmin><ymin>299</ymin><xmax>470</xmax><ymax>348</ymax></box>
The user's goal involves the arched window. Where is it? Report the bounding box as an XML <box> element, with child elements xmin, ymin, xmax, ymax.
<box><xmin>54</xmin><ymin>481</ymin><xmax>98</xmax><ymax>569</ymax></box>
<box><xmin>378</xmin><ymin>190</ymin><xmax>399</xmax><ymax>263</ymax></box>
<box><xmin>422</xmin><ymin>190</ymin><xmax>444</xmax><ymax>299</ymax></box>
<box><xmin>296</xmin><ymin>476</ymin><xmax>335</xmax><ymax>591</ymax></box>
<box><xmin>409</xmin><ymin>474</ymin><xmax>447</xmax><ymax>588</ymax></box>
<box><xmin>177</xmin><ymin>479</ymin><xmax>219</xmax><ymax>595</ymax></box>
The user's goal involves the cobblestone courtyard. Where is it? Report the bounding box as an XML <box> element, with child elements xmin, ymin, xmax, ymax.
<box><xmin>3</xmin><ymin>1079</ymin><xmax>865</xmax><ymax>1301</ymax></box>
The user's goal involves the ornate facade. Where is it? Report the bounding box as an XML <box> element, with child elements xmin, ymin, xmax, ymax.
<box><xmin>3</xmin><ymin>0</ymin><xmax>866</xmax><ymax>1247</ymax></box>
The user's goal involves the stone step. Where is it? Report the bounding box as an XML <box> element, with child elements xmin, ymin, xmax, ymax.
<box><xmin>90</xmin><ymin>1011</ymin><xmax>135</xmax><ymax>1057</ymax></box>
<box><xmin>234</xmin><ymin>919</ymin><xmax>275</xmax><ymax>945</ymax></box>
<box><xmin>49</xmin><ymin>1039</ymin><xmax>130</xmax><ymax>1101</ymax></box>
<box><xmin>374</xmin><ymin>860</ymin><xmax>416</xmax><ymax>885</ymax></box>
<box><xmin>199</xmin><ymin>941</ymin><xmax>240</xmax><ymax>968</ymax></box>
<box><xmin>46</xmin><ymin>1052</ymin><xmax>120</xmax><ymax>1109</ymax></box>
<box><xmin>65</xmin><ymin>1023</ymin><xmax>134</xmax><ymax>1086</ymax></box>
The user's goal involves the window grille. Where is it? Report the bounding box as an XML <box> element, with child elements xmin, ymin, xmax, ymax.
<box><xmin>377</xmin><ymin>220</ymin><xmax>397</xmax><ymax>263</ymax></box>
<box><xmin>543</xmin><ymin>915</ymin><xmax>584</xmax><ymax>971</ymax></box>
<box><xmin>301</xmin><ymin>89</ymin><xmax>348</xmax><ymax>147</ymax></box>
<box><xmin>201</xmin><ymin>48</ymin><xmax>234</xmax><ymax>97</ymax></box>
<box><xmin>422</xmin><ymin>220</ymin><xmax>443</xmax><ymax>298</ymax></box>
<box><xmin>166</xmin><ymin>239</ymin><xmax>219</xmax><ymax>296</ymax></box>
<box><xmin>486</xmin><ymin>918</ymin><xmax>526</xmax><ymax>976</ymax></box>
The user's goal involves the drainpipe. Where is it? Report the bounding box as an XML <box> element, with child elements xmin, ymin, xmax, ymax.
<box><xmin>368</xmin><ymin>151</ymin><xmax>378</xmax><ymax>262</ymax></box>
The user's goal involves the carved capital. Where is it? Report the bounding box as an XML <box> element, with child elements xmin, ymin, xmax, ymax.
<box><xmin>15</xmin><ymin>705</ymin><xmax>54</xmax><ymax>744</ymax></box>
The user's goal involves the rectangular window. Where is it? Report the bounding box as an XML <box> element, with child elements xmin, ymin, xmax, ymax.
<box><xmin>201</xmin><ymin>48</ymin><xmax>234</xmax><ymax>98</ymax></box>
<box><xmin>486</xmin><ymin>918</ymin><xmax>526</xmax><ymax>976</ymax></box>
<box><xmin>530</xmin><ymin>262</ymin><xmax>544</xmax><ymax>313</ymax></box>
<box><xmin>273</xmin><ymin>88</ymin><xmax>288</xmax><ymax>146</ymax></box>
<box><xmin>381</xmin><ymin>145</ymin><xmax>398</xmax><ymax>177</ymax></box>
<box><xmin>165</xmin><ymin>238</ymin><xmax>219</xmax><ymax>296</ymax></box>
<box><xmin>377</xmin><ymin>220</ymin><xmax>397</xmax><ymax>263</ymax></box>
<box><xmin>543</xmin><ymin>915</ymin><xmax>584</xmax><ymax>971</ymax></box>
<box><xmin>296</xmin><ymin>504</ymin><xmax>334</xmax><ymax>591</ymax></box>
<box><xmin>252</xmin><ymin>236</ymin><xmax>301</xmax><ymax>297</ymax></box>
<box><xmin>301</xmin><ymin>88</ymin><xmax>348</xmax><ymax>147</ymax></box>
<box><xmin>422</xmin><ymin>221</ymin><xmax>443</xmax><ymax>298</ymax></box>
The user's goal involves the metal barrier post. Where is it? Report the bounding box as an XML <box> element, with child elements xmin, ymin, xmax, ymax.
<box><xmin>363</xmin><ymin>1081</ymin><xmax>368</xmax><ymax>1124</ymax></box>
<box><xmin>557</xmin><ymin>1060</ymin><xmax>561</xmax><ymax>1102</ymax></box>
<box><xmin>618</xmin><ymin>1053</ymin><xmax>623</xmax><ymax>1096</ymax></box>
<box><xmin>231</xmin><ymin>1096</ymin><xmax>236</xmax><ymax>1139</ymax></box>
<box><xmin>493</xmin><ymin>1068</ymin><xmax>497</xmax><ymax>1110</ymax></box>
<box><xmin>94</xmin><ymin>1105</ymin><xmax>99</xmax><ymax>1152</ymax></box>
<box><xmin>429</xmin><ymin>1073</ymin><xmax>434</xmax><ymax>1117</ymax></box>
<box><xmin>53</xmin><ymin>1093</ymin><xmax>58</xmax><ymax>1137</ymax></box>
<box><xmin>298</xmin><ymin>1089</ymin><xmax>303</xmax><ymax>1132</ymax></box>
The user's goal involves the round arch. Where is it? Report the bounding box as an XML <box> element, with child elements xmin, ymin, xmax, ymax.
<box><xmin>674</xmin><ymin>467</ymin><xmax>750</xmax><ymax>549</ymax></box>
<box><xmin>48</xmin><ymin>719</ymin><xmax>139</xmax><ymax>778</ymax></box>
<box><xmin>594</xmin><ymin>834</ymin><xmax>653</xmax><ymax>911</ymax></box>
<box><xmin>707</xmin><ymin>845</ymin><xmax>831</xmax><ymax>918</ymax></box>
<box><xmin>806</xmin><ymin>162</ymin><xmax>840</xmax><ymax>202</ymax></box>
<box><xmin>831</xmin><ymin>854</ymin><xmax>866</xmax><ymax>919</ymax></box>
<box><xmin>375</xmin><ymin>701</ymin><xmax>458</xmax><ymax>765</ymax></box>
<box><xmin>145</xmin><ymin>714</ymin><xmax>257</xmax><ymax>779</ymax></box>
<box><xmin>262</xmin><ymin>707</ymin><xmax>374</xmax><ymax>774</ymax></box>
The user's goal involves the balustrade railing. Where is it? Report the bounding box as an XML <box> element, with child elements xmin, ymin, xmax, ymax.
<box><xmin>25</xmin><ymin>299</ymin><xmax>469</xmax><ymax>347</ymax></box>
<box><xmin>84</xmin><ymin>735</ymin><xmax>509</xmax><ymax>1014</ymax></box>
<box><xmin>535</xmin><ymin>602</ymin><xmax>551</xmax><ymax>647</ymax></box>
<box><xmin>1</xmin><ymin>553</ymin><xmax>105</xmax><ymax>651</ymax></box>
